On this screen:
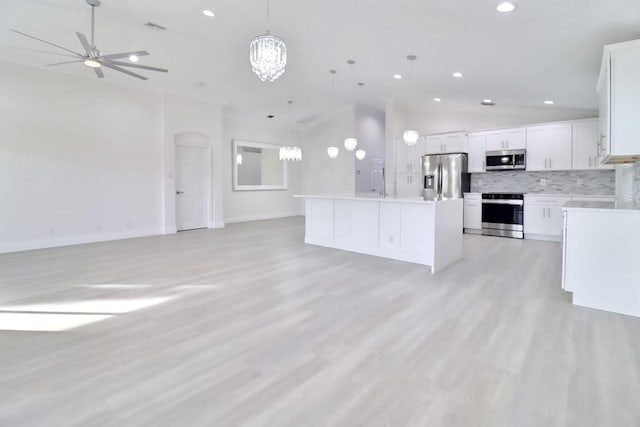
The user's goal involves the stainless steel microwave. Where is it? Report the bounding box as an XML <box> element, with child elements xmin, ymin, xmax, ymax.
<box><xmin>485</xmin><ymin>149</ymin><xmax>526</xmax><ymax>171</ymax></box>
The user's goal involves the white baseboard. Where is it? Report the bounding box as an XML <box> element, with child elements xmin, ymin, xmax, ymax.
<box><xmin>163</xmin><ymin>226</ymin><xmax>178</xmax><ymax>234</ymax></box>
<box><xmin>0</xmin><ymin>228</ymin><xmax>162</xmax><ymax>254</ymax></box>
<box><xmin>524</xmin><ymin>233</ymin><xmax>562</xmax><ymax>242</ymax></box>
<box><xmin>211</xmin><ymin>222</ymin><xmax>225</xmax><ymax>229</ymax></box>
<box><xmin>224</xmin><ymin>212</ymin><xmax>303</xmax><ymax>224</ymax></box>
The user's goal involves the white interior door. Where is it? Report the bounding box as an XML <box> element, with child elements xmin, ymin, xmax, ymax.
<box><xmin>176</xmin><ymin>145</ymin><xmax>208</xmax><ymax>231</ymax></box>
<box><xmin>370</xmin><ymin>156</ymin><xmax>385</xmax><ymax>194</ymax></box>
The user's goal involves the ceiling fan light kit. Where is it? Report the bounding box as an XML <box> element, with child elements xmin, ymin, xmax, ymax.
<box><xmin>9</xmin><ymin>0</ymin><xmax>168</xmax><ymax>80</ymax></box>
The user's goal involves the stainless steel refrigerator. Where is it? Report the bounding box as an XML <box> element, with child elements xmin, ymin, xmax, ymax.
<box><xmin>421</xmin><ymin>153</ymin><xmax>470</xmax><ymax>201</ymax></box>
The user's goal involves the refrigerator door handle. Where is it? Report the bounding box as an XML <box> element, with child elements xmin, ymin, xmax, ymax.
<box><xmin>437</xmin><ymin>162</ymin><xmax>443</xmax><ymax>200</ymax></box>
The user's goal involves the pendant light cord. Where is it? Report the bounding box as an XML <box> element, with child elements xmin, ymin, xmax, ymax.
<box><xmin>266</xmin><ymin>0</ymin><xmax>271</xmax><ymax>33</ymax></box>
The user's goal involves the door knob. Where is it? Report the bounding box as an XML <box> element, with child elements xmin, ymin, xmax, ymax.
<box><xmin>176</xmin><ymin>191</ymin><xmax>184</xmax><ymax>195</ymax></box>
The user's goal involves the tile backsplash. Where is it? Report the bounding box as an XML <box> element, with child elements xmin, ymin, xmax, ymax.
<box><xmin>471</xmin><ymin>170</ymin><xmax>615</xmax><ymax>195</ymax></box>
<box><xmin>635</xmin><ymin>163</ymin><xmax>640</xmax><ymax>205</ymax></box>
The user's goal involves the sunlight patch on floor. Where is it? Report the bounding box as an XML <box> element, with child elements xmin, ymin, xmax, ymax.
<box><xmin>0</xmin><ymin>312</ymin><xmax>112</xmax><ymax>332</ymax></box>
<box><xmin>0</xmin><ymin>297</ymin><xmax>173</xmax><ymax>314</ymax></box>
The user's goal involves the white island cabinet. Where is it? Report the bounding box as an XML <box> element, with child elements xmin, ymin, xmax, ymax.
<box><xmin>294</xmin><ymin>194</ymin><xmax>464</xmax><ymax>273</ymax></box>
<box><xmin>562</xmin><ymin>202</ymin><xmax>640</xmax><ymax>317</ymax></box>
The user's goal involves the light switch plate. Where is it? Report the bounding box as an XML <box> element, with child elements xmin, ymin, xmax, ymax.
<box><xmin>540</xmin><ymin>179</ymin><xmax>547</xmax><ymax>186</ymax></box>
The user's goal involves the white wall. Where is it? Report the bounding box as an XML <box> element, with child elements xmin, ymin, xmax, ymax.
<box><xmin>300</xmin><ymin>105</ymin><xmax>357</xmax><ymax>195</ymax></box>
<box><xmin>0</xmin><ymin>61</ymin><xmax>164</xmax><ymax>253</ymax></box>
<box><xmin>355</xmin><ymin>105</ymin><xmax>386</xmax><ymax>193</ymax></box>
<box><xmin>223</xmin><ymin>117</ymin><xmax>303</xmax><ymax>223</ymax></box>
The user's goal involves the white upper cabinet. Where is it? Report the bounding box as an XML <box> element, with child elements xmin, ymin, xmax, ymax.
<box><xmin>485</xmin><ymin>128</ymin><xmax>526</xmax><ymax>151</ymax></box>
<box><xmin>525</xmin><ymin>123</ymin><xmax>572</xmax><ymax>171</ymax></box>
<box><xmin>598</xmin><ymin>40</ymin><xmax>640</xmax><ymax>163</ymax></box>
<box><xmin>467</xmin><ymin>132</ymin><xmax>486</xmax><ymax>173</ymax></box>
<box><xmin>396</xmin><ymin>137</ymin><xmax>423</xmax><ymax>174</ymax></box>
<box><xmin>425</xmin><ymin>132</ymin><xmax>467</xmax><ymax>154</ymax></box>
<box><xmin>573</xmin><ymin>118</ymin><xmax>614</xmax><ymax>170</ymax></box>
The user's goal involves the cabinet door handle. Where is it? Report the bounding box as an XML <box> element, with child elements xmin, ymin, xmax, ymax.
<box><xmin>588</xmin><ymin>156</ymin><xmax>592</xmax><ymax>167</ymax></box>
<box><xmin>545</xmin><ymin>158</ymin><xmax>547</xmax><ymax>169</ymax></box>
<box><xmin>543</xmin><ymin>208</ymin><xmax>546</xmax><ymax>218</ymax></box>
<box><xmin>549</xmin><ymin>158</ymin><xmax>552</xmax><ymax>169</ymax></box>
<box><xmin>547</xmin><ymin>208</ymin><xmax>551</xmax><ymax>218</ymax></box>
<box><xmin>482</xmin><ymin>160</ymin><xmax>486</xmax><ymax>170</ymax></box>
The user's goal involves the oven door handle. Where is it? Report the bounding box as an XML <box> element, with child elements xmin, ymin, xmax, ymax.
<box><xmin>482</xmin><ymin>200</ymin><xmax>524</xmax><ymax>206</ymax></box>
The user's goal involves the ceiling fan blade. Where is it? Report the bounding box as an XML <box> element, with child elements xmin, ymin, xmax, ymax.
<box><xmin>1</xmin><ymin>46</ymin><xmax>79</xmax><ymax>58</ymax></box>
<box><xmin>108</xmin><ymin>61</ymin><xmax>168</xmax><ymax>73</ymax></box>
<box><xmin>9</xmin><ymin>29</ymin><xmax>83</xmax><ymax>56</ymax></box>
<box><xmin>101</xmin><ymin>63</ymin><xmax>148</xmax><ymax>80</ymax></box>
<box><xmin>76</xmin><ymin>32</ymin><xmax>92</xmax><ymax>54</ymax></box>
<box><xmin>101</xmin><ymin>50</ymin><xmax>149</xmax><ymax>60</ymax></box>
<box><xmin>94</xmin><ymin>67</ymin><xmax>104</xmax><ymax>78</ymax></box>
<box><xmin>46</xmin><ymin>60</ymin><xmax>84</xmax><ymax>66</ymax></box>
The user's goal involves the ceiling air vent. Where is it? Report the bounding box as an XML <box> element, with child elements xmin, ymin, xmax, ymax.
<box><xmin>145</xmin><ymin>22</ymin><xmax>166</xmax><ymax>31</ymax></box>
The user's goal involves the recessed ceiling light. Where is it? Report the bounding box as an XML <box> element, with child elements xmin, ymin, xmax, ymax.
<box><xmin>434</xmin><ymin>98</ymin><xmax>441</xmax><ymax>102</ymax></box>
<box><xmin>496</xmin><ymin>2</ymin><xmax>517</xmax><ymax>13</ymax></box>
<box><xmin>393</xmin><ymin>74</ymin><xmax>402</xmax><ymax>79</ymax></box>
<box><xmin>544</xmin><ymin>100</ymin><xmax>555</xmax><ymax>105</ymax></box>
<box><xmin>202</xmin><ymin>9</ymin><xmax>215</xmax><ymax>17</ymax></box>
<box><xmin>452</xmin><ymin>72</ymin><xmax>463</xmax><ymax>78</ymax></box>
<box><xmin>481</xmin><ymin>99</ymin><xmax>495</xmax><ymax>106</ymax></box>
<box><xmin>128</xmin><ymin>55</ymin><xmax>139</xmax><ymax>63</ymax></box>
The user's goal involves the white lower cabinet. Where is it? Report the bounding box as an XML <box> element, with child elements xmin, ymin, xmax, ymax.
<box><xmin>524</xmin><ymin>195</ymin><xmax>571</xmax><ymax>240</ymax></box>
<box><xmin>396</xmin><ymin>174</ymin><xmax>422</xmax><ymax>198</ymax></box>
<box><xmin>463</xmin><ymin>193</ymin><xmax>482</xmax><ymax>232</ymax></box>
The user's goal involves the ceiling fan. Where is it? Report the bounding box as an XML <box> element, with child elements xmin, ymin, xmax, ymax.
<box><xmin>9</xmin><ymin>0</ymin><xmax>168</xmax><ymax>80</ymax></box>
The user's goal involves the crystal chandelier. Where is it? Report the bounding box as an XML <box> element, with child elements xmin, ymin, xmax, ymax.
<box><xmin>327</xmin><ymin>146</ymin><xmax>339</xmax><ymax>158</ymax></box>
<box><xmin>279</xmin><ymin>101</ymin><xmax>302</xmax><ymax>162</ymax></box>
<box><xmin>250</xmin><ymin>0</ymin><xmax>286</xmax><ymax>82</ymax></box>
<box><xmin>355</xmin><ymin>149</ymin><xmax>366</xmax><ymax>160</ymax></box>
<box><xmin>279</xmin><ymin>146</ymin><xmax>302</xmax><ymax>161</ymax></box>
<box><xmin>344</xmin><ymin>137</ymin><xmax>358</xmax><ymax>152</ymax></box>
<box><xmin>403</xmin><ymin>55</ymin><xmax>420</xmax><ymax>146</ymax></box>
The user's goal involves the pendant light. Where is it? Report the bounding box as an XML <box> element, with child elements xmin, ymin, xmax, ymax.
<box><xmin>279</xmin><ymin>100</ymin><xmax>302</xmax><ymax>161</ymax></box>
<box><xmin>327</xmin><ymin>146</ymin><xmax>339</xmax><ymax>158</ymax></box>
<box><xmin>249</xmin><ymin>0</ymin><xmax>287</xmax><ymax>82</ymax></box>
<box><xmin>343</xmin><ymin>59</ymin><xmax>358</xmax><ymax>152</ymax></box>
<box><xmin>327</xmin><ymin>69</ymin><xmax>340</xmax><ymax>159</ymax></box>
<box><xmin>403</xmin><ymin>55</ymin><xmax>419</xmax><ymax>146</ymax></box>
<box><xmin>354</xmin><ymin>82</ymin><xmax>366</xmax><ymax>160</ymax></box>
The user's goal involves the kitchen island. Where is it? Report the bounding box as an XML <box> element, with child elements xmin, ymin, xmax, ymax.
<box><xmin>562</xmin><ymin>201</ymin><xmax>640</xmax><ymax>317</ymax></box>
<box><xmin>294</xmin><ymin>194</ymin><xmax>463</xmax><ymax>273</ymax></box>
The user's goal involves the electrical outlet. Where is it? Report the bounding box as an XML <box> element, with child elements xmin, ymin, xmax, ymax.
<box><xmin>540</xmin><ymin>179</ymin><xmax>547</xmax><ymax>186</ymax></box>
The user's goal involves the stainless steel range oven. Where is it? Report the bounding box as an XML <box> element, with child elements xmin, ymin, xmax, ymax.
<box><xmin>481</xmin><ymin>193</ymin><xmax>524</xmax><ymax>239</ymax></box>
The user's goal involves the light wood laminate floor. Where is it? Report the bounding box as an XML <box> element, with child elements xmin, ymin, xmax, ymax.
<box><xmin>1</xmin><ymin>217</ymin><xmax>639</xmax><ymax>426</ymax></box>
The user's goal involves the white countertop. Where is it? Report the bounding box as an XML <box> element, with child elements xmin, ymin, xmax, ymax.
<box><xmin>562</xmin><ymin>200</ymin><xmax>640</xmax><ymax>213</ymax></box>
<box><xmin>294</xmin><ymin>193</ymin><xmax>460</xmax><ymax>204</ymax></box>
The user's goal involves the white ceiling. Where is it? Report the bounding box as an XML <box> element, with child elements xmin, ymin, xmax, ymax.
<box><xmin>1</xmin><ymin>0</ymin><xmax>639</xmax><ymax>126</ymax></box>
